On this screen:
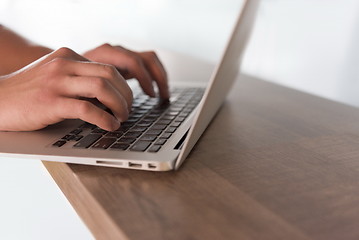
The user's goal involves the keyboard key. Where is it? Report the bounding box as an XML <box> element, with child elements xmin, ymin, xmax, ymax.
<box><xmin>154</xmin><ymin>139</ymin><xmax>167</xmax><ymax>145</ymax></box>
<box><xmin>125</xmin><ymin>132</ymin><xmax>142</xmax><ymax>138</ymax></box>
<box><xmin>119</xmin><ymin>125</ymin><xmax>132</xmax><ymax>132</ymax></box>
<box><xmin>117</xmin><ymin>137</ymin><xmax>136</xmax><ymax>144</ymax></box>
<box><xmin>113</xmin><ymin>128</ymin><xmax>126</xmax><ymax>133</ymax></box>
<box><xmin>119</xmin><ymin>122</ymin><xmax>133</xmax><ymax>129</ymax></box>
<box><xmin>140</xmin><ymin>135</ymin><xmax>157</xmax><ymax>141</ymax></box>
<box><xmin>62</xmin><ymin>134</ymin><xmax>76</xmax><ymax>141</ymax></box>
<box><xmin>143</xmin><ymin>101</ymin><xmax>158</xmax><ymax>106</ymax></box>
<box><xmin>170</xmin><ymin>122</ymin><xmax>181</xmax><ymax>127</ymax></box>
<box><xmin>178</xmin><ymin>112</ymin><xmax>189</xmax><ymax>117</ymax></box>
<box><xmin>92</xmin><ymin>138</ymin><xmax>116</xmax><ymax>149</ymax></box>
<box><xmin>73</xmin><ymin>135</ymin><xmax>83</xmax><ymax>141</ymax></box>
<box><xmin>70</xmin><ymin>129</ymin><xmax>83</xmax><ymax>135</ymax></box>
<box><xmin>144</xmin><ymin>116</ymin><xmax>157</xmax><ymax>121</ymax></box>
<box><xmin>137</xmin><ymin>121</ymin><xmax>153</xmax><ymax>127</ymax></box>
<box><xmin>151</xmin><ymin>109</ymin><xmax>166</xmax><ymax>114</ymax></box>
<box><xmin>110</xmin><ymin>143</ymin><xmax>130</xmax><ymax>150</ymax></box>
<box><xmin>53</xmin><ymin>140</ymin><xmax>66</xmax><ymax>147</ymax></box>
<box><xmin>121</xmin><ymin>122</ymin><xmax>133</xmax><ymax>127</ymax></box>
<box><xmin>131</xmin><ymin>103</ymin><xmax>142</xmax><ymax>108</ymax></box>
<box><xmin>73</xmin><ymin>134</ymin><xmax>102</xmax><ymax>148</ymax></box>
<box><xmin>125</xmin><ymin>118</ymin><xmax>140</xmax><ymax>124</ymax></box>
<box><xmin>157</xmin><ymin>119</ymin><xmax>172</xmax><ymax>125</ymax></box>
<box><xmin>183</xmin><ymin>109</ymin><xmax>193</xmax><ymax>114</ymax></box>
<box><xmin>133</xmin><ymin>109</ymin><xmax>149</xmax><ymax>115</ymax></box>
<box><xmin>130</xmin><ymin>127</ymin><xmax>148</xmax><ymax>132</ymax></box>
<box><xmin>106</xmin><ymin>132</ymin><xmax>124</xmax><ymax>138</ymax></box>
<box><xmin>92</xmin><ymin>128</ymin><xmax>108</xmax><ymax>134</ymax></box>
<box><xmin>130</xmin><ymin>141</ymin><xmax>151</xmax><ymax>152</ymax></box>
<box><xmin>165</xmin><ymin>127</ymin><xmax>177</xmax><ymax>133</ymax></box>
<box><xmin>175</xmin><ymin>117</ymin><xmax>186</xmax><ymax>122</ymax></box>
<box><xmin>161</xmin><ymin>115</ymin><xmax>176</xmax><ymax>120</ymax></box>
<box><xmin>140</xmin><ymin>105</ymin><xmax>154</xmax><ymax>110</ymax></box>
<box><xmin>167</xmin><ymin>111</ymin><xmax>180</xmax><ymax>116</ymax></box>
<box><xmin>187</xmin><ymin>103</ymin><xmax>197</xmax><ymax>108</ymax></box>
<box><xmin>169</xmin><ymin>107</ymin><xmax>183</xmax><ymax>112</ymax></box>
<box><xmin>160</xmin><ymin>133</ymin><xmax>172</xmax><ymax>139</ymax></box>
<box><xmin>146</xmin><ymin>129</ymin><xmax>162</xmax><ymax>135</ymax></box>
<box><xmin>151</xmin><ymin>124</ymin><xmax>167</xmax><ymax>130</ymax></box>
<box><xmin>147</xmin><ymin>113</ymin><xmax>161</xmax><ymax>118</ymax></box>
<box><xmin>130</xmin><ymin>113</ymin><xmax>144</xmax><ymax>118</ymax></box>
<box><xmin>148</xmin><ymin>145</ymin><xmax>161</xmax><ymax>152</ymax></box>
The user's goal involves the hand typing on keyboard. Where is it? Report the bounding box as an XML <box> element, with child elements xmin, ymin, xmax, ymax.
<box><xmin>83</xmin><ymin>44</ymin><xmax>170</xmax><ymax>100</ymax></box>
<box><xmin>0</xmin><ymin>26</ymin><xmax>170</xmax><ymax>132</ymax></box>
<box><xmin>0</xmin><ymin>47</ymin><xmax>132</xmax><ymax>131</ymax></box>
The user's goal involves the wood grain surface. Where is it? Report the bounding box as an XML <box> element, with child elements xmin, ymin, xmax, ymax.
<box><xmin>44</xmin><ymin>74</ymin><xmax>359</xmax><ymax>240</ymax></box>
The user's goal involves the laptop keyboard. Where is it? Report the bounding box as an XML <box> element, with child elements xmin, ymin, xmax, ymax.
<box><xmin>52</xmin><ymin>87</ymin><xmax>204</xmax><ymax>152</ymax></box>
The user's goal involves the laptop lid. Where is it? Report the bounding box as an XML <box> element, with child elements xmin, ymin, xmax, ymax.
<box><xmin>175</xmin><ymin>0</ymin><xmax>260</xmax><ymax>169</ymax></box>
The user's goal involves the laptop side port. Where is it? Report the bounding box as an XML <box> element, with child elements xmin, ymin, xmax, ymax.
<box><xmin>148</xmin><ymin>163</ymin><xmax>157</xmax><ymax>169</ymax></box>
<box><xmin>128</xmin><ymin>162</ymin><xmax>142</xmax><ymax>168</ymax></box>
<box><xmin>96</xmin><ymin>160</ymin><xmax>123</xmax><ymax>166</ymax></box>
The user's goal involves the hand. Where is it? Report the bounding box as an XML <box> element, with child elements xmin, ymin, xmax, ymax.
<box><xmin>83</xmin><ymin>43</ymin><xmax>170</xmax><ymax>99</ymax></box>
<box><xmin>0</xmin><ymin>47</ymin><xmax>133</xmax><ymax>131</ymax></box>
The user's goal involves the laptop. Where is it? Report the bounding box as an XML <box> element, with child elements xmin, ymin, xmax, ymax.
<box><xmin>0</xmin><ymin>0</ymin><xmax>259</xmax><ymax>171</ymax></box>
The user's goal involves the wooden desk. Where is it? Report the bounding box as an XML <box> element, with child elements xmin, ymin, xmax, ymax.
<box><xmin>44</xmin><ymin>74</ymin><xmax>359</xmax><ymax>240</ymax></box>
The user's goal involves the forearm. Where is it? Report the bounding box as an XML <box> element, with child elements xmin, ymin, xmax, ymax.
<box><xmin>0</xmin><ymin>25</ymin><xmax>53</xmax><ymax>75</ymax></box>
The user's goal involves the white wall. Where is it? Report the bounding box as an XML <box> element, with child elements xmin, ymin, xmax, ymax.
<box><xmin>2</xmin><ymin>0</ymin><xmax>359</xmax><ymax>106</ymax></box>
<box><xmin>244</xmin><ymin>0</ymin><xmax>359</xmax><ymax>107</ymax></box>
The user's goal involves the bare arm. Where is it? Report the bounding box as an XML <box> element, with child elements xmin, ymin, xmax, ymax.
<box><xmin>0</xmin><ymin>25</ymin><xmax>169</xmax><ymax>98</ymax></box>
<box><xmin>0</xmin><ymin>47</ymin><xmax>132</xmax><ymax>131</ymax></box>
<box><xmin>0</xmin><ymin>25</ymin><xmax>52</xmax><ymax>75</ymax></box>
<box><xmin>0</xmin><ymin>26</ymin><xmax>169</xmax><ymax>131</ymax></box>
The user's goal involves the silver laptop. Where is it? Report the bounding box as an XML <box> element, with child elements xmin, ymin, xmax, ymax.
<box><xmin>0</xmin><ymin>0</ymin><xmax>259</xmax><ymax>171</ymax></box>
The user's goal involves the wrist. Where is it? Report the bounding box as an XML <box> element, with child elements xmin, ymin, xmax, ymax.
<box><xmin>19</xmin><ymin>45</ymin><xmax>53</xmax><ymax>66</ymax></box>
<box><xmin>0</xmin><ymin>26</ymin><xmax>53</xmax><ymax>75</ymax></box>
<box><xmin>0</xmin><ymin>45</ymin><xmax>52</xmax><ymax>75</ymax></box>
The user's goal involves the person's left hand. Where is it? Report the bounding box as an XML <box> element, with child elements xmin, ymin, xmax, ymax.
<box><xmin>83</xmin><ymin>44</ymin><xmax>170</xmax><ymax>99</ymax></box>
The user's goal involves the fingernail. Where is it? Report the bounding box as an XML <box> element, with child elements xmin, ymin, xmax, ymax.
<box><xmin>112</xmin><ymin>118</ymin><xmax>121</xmax><ymax>130</ymax></box>
<box><xmin>115</xmin><ymin>113</ymin><xmax>125</xmax><ymax>123</ymax></box>
<box><xmin>164</xmin><ymin>89</ymin><xmax>170</xmax><ymax>99</ymax></box>
<box><xmin>149</xmin><ymin>88</ymin><xmax>156</xmax><ymax>98</ymax></box>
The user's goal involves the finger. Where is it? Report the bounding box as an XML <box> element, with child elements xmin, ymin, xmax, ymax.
<box><xmin>59</xmin><ymin>76</ymin><xmax>130</xmax><ymax>122</ymax></box>
<box><xmin>121</xmin><ymin>53</ymin><xmax>156</xmax><ymax>97</ymax></box>
<box><xmin>46</xmin><ymin>58</ymin><xmax>133</xmax><ymax>109</ymax></box>
<box><xmin>139</xmin><ymin>51</ymin><xmax>170</xmax><ymax>99</ymax></box>
<box><xmin>56</xmin><ymin>98</ymin><xmax>121</xmax><ymax>131</ymax></box>
<box><xmin>97</xmin><ymin>45</ymin><xmax>156</xmax><ymax>97</ymax></box>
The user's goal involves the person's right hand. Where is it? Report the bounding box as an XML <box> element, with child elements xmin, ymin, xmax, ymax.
<box><xmin>0</xmin><ymin>47</ymin><xmax>133</xmax><ymax>132</ymax></box>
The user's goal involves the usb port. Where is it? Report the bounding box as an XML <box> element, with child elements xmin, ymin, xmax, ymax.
<box><xmin>129</xmin><ymin>162</ymin><xmax>142</xmax><ymax>168</ymax></box>
<box><xmin>148</xmin><ymin>163</ymin><xmax>157</xmax><ymax>169</ymax></box>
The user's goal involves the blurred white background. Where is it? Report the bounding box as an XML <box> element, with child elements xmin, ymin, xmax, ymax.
<box><xmin>1</xmin><ymin>0</ymin><xmax>359</xmax><ymax>106</ymax></box>
<box><xmin>1</xmin><ymin>0</ymin><xmax>359</xmax><ymax>239</ymax></box>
